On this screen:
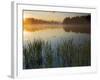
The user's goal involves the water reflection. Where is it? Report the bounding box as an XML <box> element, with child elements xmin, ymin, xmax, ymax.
<box><xmin>23</xmin><ymin>24</ymin><xmax>90</xmax><ymax>69</ymax></box>
<box><xmin>23</xmin><ymin>26</ymin><xmax>90</xmax><ymax>46</ymax></box>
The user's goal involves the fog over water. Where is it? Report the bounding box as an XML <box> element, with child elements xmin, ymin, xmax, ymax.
<box><xmin>23</xmin><ymin>25</ymin><xmax>90</xmax><ymax>48</ymax></box>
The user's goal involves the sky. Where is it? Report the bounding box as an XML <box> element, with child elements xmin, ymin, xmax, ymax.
<box><xmin>23</xmin><ymin>10</ymin><xmax>90</xmax><ymax>22</ymax></box>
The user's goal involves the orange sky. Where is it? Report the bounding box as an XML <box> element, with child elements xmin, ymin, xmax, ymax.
<box><xmin>23</xmin><ymin>10</ymin><xmax>90</xmax><ymax>22</ymax></box>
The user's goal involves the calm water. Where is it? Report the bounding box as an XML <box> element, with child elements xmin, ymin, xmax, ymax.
<box><xmin>23</xmin><ymin>27</ymin><xmax>90</xmax><ymax>47</ymax></box>
<box><xmin>23</xmin><ymin>25</ymin><xmax>90</xmax><ymax>68</ymax></box>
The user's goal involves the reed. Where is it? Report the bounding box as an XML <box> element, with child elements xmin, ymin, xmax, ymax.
<box><xmin>23</xmin><ymin>39</ymin><xmax>90</xmax><ymax>69</ymax></box>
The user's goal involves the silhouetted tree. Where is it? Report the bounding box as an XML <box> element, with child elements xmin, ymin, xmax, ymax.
<box><xmin>63</xmin><ymin>15</ymin><xmax>91</xmax><ymax>33</ymax></box>
<box><xmin>63</xmin><ymin>15</ymin><xmax>91</xmax><ymax>24</ymax></box>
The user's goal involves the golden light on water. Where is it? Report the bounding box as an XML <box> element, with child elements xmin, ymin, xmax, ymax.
<box><xmin>23</xmin><ymin>10</ymin><xmax>90</xmax><ymax>32</ymax></box>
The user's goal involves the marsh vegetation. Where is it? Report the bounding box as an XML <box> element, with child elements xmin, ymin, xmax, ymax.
<box><xmin>23</xmin><ymin>39</ymin><xmax>90</xmax><ymax>69</ymax></box>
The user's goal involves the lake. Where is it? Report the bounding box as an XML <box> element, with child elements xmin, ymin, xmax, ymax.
<box><xmin>23</xmin><ymin>26</ymin><xmax>90</xmax><ymax>47</ymax></box>
<box><xmin>23</xmin><ymin>24</ymin><xmax>91</xmax><ymax>68</ymax></box>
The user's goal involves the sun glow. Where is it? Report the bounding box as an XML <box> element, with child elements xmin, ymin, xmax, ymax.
<box><xmin>23</xmin><ymin>10</ymin><xmax>89</xmax><ymax>22</ymax></box>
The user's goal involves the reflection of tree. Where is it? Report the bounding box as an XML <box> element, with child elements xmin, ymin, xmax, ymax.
<box><xmin>63</xmin><ymin>15</ymin><xmax>91</xmax><ymax>24</ymax></box>
<box><xmin>63</xmin><ymin>15</ymin><xmax>91</xmax><ymax>33</ymax></box>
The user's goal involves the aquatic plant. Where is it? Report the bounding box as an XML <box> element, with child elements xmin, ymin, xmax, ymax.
<box><xmin>23</xmin><ymin>39</ymin><xmax>90</xmax><ymax>69</ymax></box>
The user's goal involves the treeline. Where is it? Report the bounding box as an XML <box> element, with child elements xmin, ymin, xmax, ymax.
<box><xmin>63</xmin><ymin>15</ymin><xmax>91</xmax><ymax>33</ymax></box>
<box><xmin>24</xmin><ymin>18</ymin><xmax>61</xmax><ymax>25</ymax></box>
<box><xmin>63</xmin><ymin>15</ymin><xmax>91</xmax><ymax>24</ymax></box>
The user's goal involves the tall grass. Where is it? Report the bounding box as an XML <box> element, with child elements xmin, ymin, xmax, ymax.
<box><xmin>23</xmin><ymin>39</ymin><xmax>90</xmax><ymax>69</ymax></box>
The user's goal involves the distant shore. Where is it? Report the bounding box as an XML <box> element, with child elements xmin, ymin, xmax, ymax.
<box><xmin>24</xmin><ymin>24</ymin><xmax>90</xmax><ymax>33</ymax></box>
